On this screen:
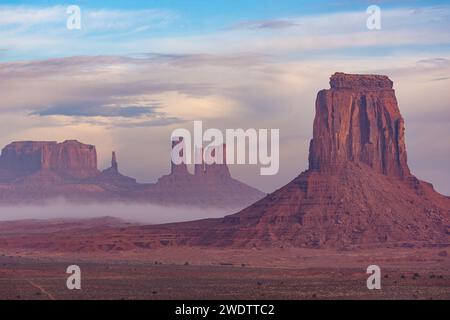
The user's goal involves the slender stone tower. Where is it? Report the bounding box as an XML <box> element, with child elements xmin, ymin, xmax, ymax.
<box><xmin>111</xmin><ymin>151</ymin><xmax>118</xmax><ymax>172</ymax></box>
<box><xmin>194</xmin><ymin>146</ymin><xmax>205</xmax><ymax>176</ymax></box>
<box><xmin>170</xmin><ymin>137</ymin><xmax>189</xmax><ymax>176</ymax></box>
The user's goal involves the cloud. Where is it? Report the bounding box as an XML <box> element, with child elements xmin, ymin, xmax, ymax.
<box><xmin>430</xmin><ymin>76</ymin><xmax>450</xmax><ymax>82</ymax></box>
<box><xmin>0</xmin><ymin>54</ymin><xmax>272</xmax><ymax>122</ymax></box>
<box><xmin>0</xmin><ymin>5</ymin><xmax>64</xmax><ymax>27</ymax></box>
<box><xmin>34</xmin><ymin>104</ymin><xmax>160</xmax><ymax>118</ymax></box>
<box><xmin>83</xmin><ymin>8</ymin><xmax>177</xmax><ymax>32</ymax></box>
<box><xmin>416</xmin><ymin>58</ymin><xmax>450</xmax><ymax>68</ymax></box>
<box><xmin>231</xmin><ymin>19</ymin><xmax>299</xmax><ymax>30</ymax></box>
<box><xmin>30</xmin><ymin>103</ymin><xmax>185</xmax><ymax>128</ymax></box>
<box><xmin>2</xmin><ymin>5</ymin><xmax>450</xmax><ymax>61</ymax></box>
<box><xmin>144</xmin><ymin>52</ymin><xmax>269</xmax><ymax>67</ymax></box>
<box><xmin>0</xmin><ymin>5</ymin><xmax>176</xmax><ymax>32</ymax></box>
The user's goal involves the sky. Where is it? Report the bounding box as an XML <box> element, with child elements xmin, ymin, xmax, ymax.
<box><xmin>0</xmin><ymin>0</ymin><xmax>450</xmax><ymax>195</ymax></box>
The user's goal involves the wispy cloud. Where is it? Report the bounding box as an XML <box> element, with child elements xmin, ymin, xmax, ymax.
<box><xmin>0</xmin><ymin>5</ymin><xmax>177</xmax><ymax>31</ymax></box>
<box><xmin>33</xmin><ymin>104</ymin><xmax>160</xmax><ymax>118</ymax></box>
<box><xmin>1</xmin><ymin>5</ymin><xmax>450</xmax><ymax>60</ymax></box>
<box><xmin>144</xmin><ymin>52</ymin><xmax>269</xmax><ymax>67</ymax></box>
<box><xmin>0</xmin><ymin>54</ymin><xmax>256</xmax><ymax>129</ymax></box>
<box><xmin>0</xmin><ymin>5</ymin><xmax>64</xmax><ymax>27</ymax></box>
<box><xmin>230</xmin><ymin>19</ymin><xmax>299</xmax><ymax>30</ymax></box>
<box><xmin>430</xmin><ymin>76</ymin><xmax>450</xmax><ymax>81</ymax></box>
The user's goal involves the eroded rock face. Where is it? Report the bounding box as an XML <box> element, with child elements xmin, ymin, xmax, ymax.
<box><xmin>309</xmin><ymin>72</ymin><xmax>410</xmax><ymax>179</ymax></box>
<box><xmin>0</xmin><ymin>140</ymin><xmax>99</xmax><ymax>180</ymax></box>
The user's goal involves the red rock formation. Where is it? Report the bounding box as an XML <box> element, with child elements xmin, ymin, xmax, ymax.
<box><xmin>170</xmin><ymin>137</ymin><xmax>189</xmax><ymax>176</ymax></box>
<box><xmin>143</xmin><ymin>142</ymin><xmax>265</xmax><ymax>208</ymax></box>
<box><xmin>133</xmin><ymin>73</ymin><xmax>450</xmax><ymax>249</ymax></box>
<box><xmin>0</xmin><ymin>138</ymin><xmax>263</xmax><ymax>208</ymax></box>
<box><xmin>309</xmin><ymin>72</ymin><xmax>410</xmax><ymax>178</ymax></box>
<box><xmin>0</xmin><ymin>140</ymin><xmax>99</xmax><ymax>180</ymax></box>
<box><xmin>194</xmin><ymin>146</ymin><xmax>205</xmax><ymax>177</ymax></box>
<box><xmin>204</xmin><ymin>144</ymin><xmax>231</xmax><ymax>180</ymax></box>
<box><xmin>97</xmin><ymin>151</ymin><xmax>137</xmax><ymax>189</ymax></box>
<box><xmin>0</xmin><ymin>73</ymin><xmax>448</xmax><ymax>252</ymax></box>
<box><xmin>111</xmin><ymin>151</ymin><xmax>118</xmax><ymax>172</ymax></box>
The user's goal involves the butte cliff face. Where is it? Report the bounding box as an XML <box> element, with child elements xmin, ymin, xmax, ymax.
<box><xmin>0</xmin><ymin>140</ymin><xmax>99</xmax><ymax>181</ymax></box>
<box><xmin>137</xmin><ymin>73</ymin><xmax>450</xmax><ymax>249</ymax></box>
<box><xmin>309</xmin><ymin>73</ymin><xmax>410</xmax><ymax>178</ymax></box>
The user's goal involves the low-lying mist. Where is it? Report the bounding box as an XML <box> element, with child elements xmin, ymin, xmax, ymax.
<box><xmin>0</xmin><ymin>200</ymin><xmax>238</xmax><ymax>224</ymax></box>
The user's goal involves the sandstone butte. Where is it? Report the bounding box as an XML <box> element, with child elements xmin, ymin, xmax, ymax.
<box><xmin>106</xmin><ymin>72</ymin><xmax>448</xmax><ymax>249</ymax></box>
<box><xmin>0</xmin><ymin>139</ymin><xmax>265</xmax><ymax>208</ymax></box>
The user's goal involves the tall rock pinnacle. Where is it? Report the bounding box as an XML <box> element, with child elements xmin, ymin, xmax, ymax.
<box><xmin>111</xmin><ymin>151</ymin><xmax>118</xmax><ymax>172</ymax></box>
<box><xmin>170</xmin><ymin>137</ymin><xmax>189</xmax><ymax>176</ymax></box>
<box><xmin>309</xmin><ymin>72</ymin><xmax>410</xmax><ymax>179</ymax></box>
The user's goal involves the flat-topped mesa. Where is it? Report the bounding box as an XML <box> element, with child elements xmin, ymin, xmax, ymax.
<box><xmin>330</xmin><ymin>72</ymin><xmax>393</xmax><ymax>90</ymax></box>
<box><xmin>0</xmin><ymin>140</ymin><xmax>99</xmax><ymax>179</ymax></box>
<box><xmin>309</xmin><ymin>73</ymin><xmax>410</xmax><ymax>179</ymax></box>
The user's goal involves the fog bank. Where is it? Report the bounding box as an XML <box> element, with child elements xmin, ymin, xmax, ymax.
<box><xmin>0</xmin><ymin>201</ymin><xmax>237</xmax><ymax>224</ymax></box>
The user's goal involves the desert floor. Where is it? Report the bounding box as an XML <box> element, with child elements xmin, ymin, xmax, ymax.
<box><xmin>0</xmin><ymin>247</ymin><xmax>448</xmax><ymax>300</ymax></box>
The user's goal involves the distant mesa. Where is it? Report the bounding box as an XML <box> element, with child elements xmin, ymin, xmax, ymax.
<box><xmin>0</xmin><ymin>140</ymin><xmax>99</xmax><ymax>181</ymax></box>
<box><xmin>0</xmin><ymin>138</ymin><xmax>265</xmax><ymax>208</ymax></box>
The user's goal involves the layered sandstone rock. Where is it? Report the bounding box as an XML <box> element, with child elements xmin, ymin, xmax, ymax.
<box><xmin>0</xmin><ymin>140</ymin><xmax>99</xmax><ymax>181</ymax></box>
<box><xmin>309</xmin><ymin>72</ymin><xmax>410</xmax><ymax>178</ymax></box>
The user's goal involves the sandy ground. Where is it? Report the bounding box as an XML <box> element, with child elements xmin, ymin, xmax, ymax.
<box><xmin>0</xmin><ymin>247</ymin><xmax>448</xmax><ymax>300</ymax></box>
